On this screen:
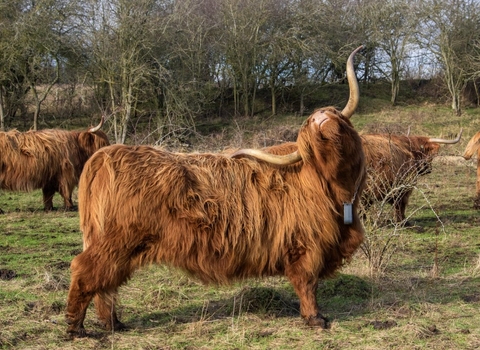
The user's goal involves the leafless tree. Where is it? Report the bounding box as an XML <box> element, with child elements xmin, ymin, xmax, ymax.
<box><xmin>418</xmin><ymin>0</ymin><xmax>480</xmax><ymax>115</ymax></box>
<box><xmin>80</xmin><ymin>0</ymin><xmax>162</xmax><ymax>144</ymax></box>
<box><xmin>358</xmin><ymin>0</ymin><xmax>418</xmax><ymax>105</ymax></box>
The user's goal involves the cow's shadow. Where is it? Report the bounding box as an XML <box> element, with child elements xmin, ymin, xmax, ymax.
<box><xmin>130</xmin><ymin>285</ymin><xmax>302</xmax><ymax>327</ymax></box>
<box><xmin>124</xmin><ymin>274</ymin><xmax>372</xmax><ymax>330</ymax></box>
<box><xmin>118</xmin><ymin>272</ymin><xmax>480</xmax><ymax>334</ymax></box>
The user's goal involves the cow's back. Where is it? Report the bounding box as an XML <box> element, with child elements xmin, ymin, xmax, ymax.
<box><xmin>0</xmin><ymin>130</ymin><xmax>65</xmax><ymax>191</ymax></box>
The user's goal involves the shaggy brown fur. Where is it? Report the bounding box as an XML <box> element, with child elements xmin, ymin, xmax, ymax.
<box><xmin>0</xmin><ymin>122</ymin><xmax>110</xmax><ymax>210</ymax></box>
<box><xmin>463</xmin><ymin>131</ymin><xmax>480</xmax><ymax>209</ymax></box>
<box><xmin>263</xmin><ymin>132</ymin><xmax>457</xmax><ymax>223</ymax></box>
<box><xmin>65</xmin><ymin>106</ymin><xmax>366</xmax><ymax>337</ymax></box>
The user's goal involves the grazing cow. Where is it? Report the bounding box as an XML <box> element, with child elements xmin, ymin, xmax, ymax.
<box><xmin>463</xmin><ymin>131</ymin><xmax>480</xmax><ymax>209</ymax></box>
<box><xmin>261</xmin><ymin>130</ymin><xmax>462</xmax><ymax>224</ymax></box>
<box><xmin>360</xmin><ymin>130</ymin><xmax>462</xmax><ymax>223</ymax></box>
<box><xmin>65</xmin><ymin>46</ymin><xmax>366</xmax><ymax>337</ymax></box>
<box><xmin>0</xmin><ymin>118</ymin><xmax>110</xmax><ymax>210</ymax></box>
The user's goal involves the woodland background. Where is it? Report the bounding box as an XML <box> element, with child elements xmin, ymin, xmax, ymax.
<box><xmin>1</xmin><ymin>0</ymin><xmax>480</xmax><ymax>147</ymax></box>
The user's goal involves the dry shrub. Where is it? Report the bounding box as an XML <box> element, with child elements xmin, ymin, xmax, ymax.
<box><xmin>250</xmin><ymin>126</ymin><xmax>298</xmax><ymax>148</ymax></box>
<box><xmin>363</xmin><ymin>122</ymin><xmax>408</xmax><ymax>135</ymax></box>
<box><xmin>359</xmin><ymin>158</ymin><xmax>443</xmax><ymax>278</ymax></box>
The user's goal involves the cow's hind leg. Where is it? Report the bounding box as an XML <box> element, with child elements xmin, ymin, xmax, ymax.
<box><xmin>474</xmin><ymin>193</ymin><xmax>480</xmax><ymax>210</ymax></box>
<box><xmin>94</xmin><ymin>291</ymin><xmax>126</xmax><ymax>331</ymax></box>
<box><xmin>66</xmin><ymin>252</ymin><xmax>96</xmax><ymax>337</ymax></box>
<box><xmin>285</xmin><ymin>263</ymin><xmax>327</xmax><ymax>328</ymax></box>
<box><xmin>393</xmin><ymin>191</ymin><xmax>412</xmax><ymax>225</ymax></box>
<box><xmin>58</xmin><ymin>182</ymin><xmax>75</xmax><ymax>210</ymax></box>
<box><xmin>67</xmin><ymin>248</ymin><xmax>135</xmax><ymax>336</ymax></box>
<box><xmin>42</xmin><ymin>185</ymin><xmax>56</xmax><ymax>211</ymax></box>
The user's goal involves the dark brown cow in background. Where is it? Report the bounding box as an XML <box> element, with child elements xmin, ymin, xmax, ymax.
<box><xmin>463</xmin><ymin>131</ymin><xmax>480</xmax><ymax>209</ymax></box>
<box><xmin>0</xmin><ymin>117</ymin><xmax>110</xmax><ymax>211</ymax></box>
<box><xmin>65</xmin><ymin>46</ymin><xmax>366</xmax><ymax>337</ymax></box>
<box><xmin>360</xmin><ymin>130</ymin><xmax>462</xmax><ymax>223</ymax></box>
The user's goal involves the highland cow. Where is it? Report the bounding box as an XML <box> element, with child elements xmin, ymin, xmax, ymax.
<box><xmin>463</xmin><ymin>131</ymin><xmax>480</xmax><ymax>209</ymax></box>
<box><xmin>65</xmin><ymin>46</ymin><xmax>366</xmax><ymax>337</ymax></box>
<box><xmin>361</xmin><ymin>130</ymin><xmax>462</xmax><ymax>222</ymax></box>
<box><xmin>0</xmin><ymin>118</ymin><xmax>110</xmax><ymax>210</ymax></box>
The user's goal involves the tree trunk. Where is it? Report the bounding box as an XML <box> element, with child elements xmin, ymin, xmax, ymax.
<box><xmin>120</xmin><ymin>83</ymin><xmax>134</xmax><ymax>144</ymax></box>
<box><xmin>30</xmin><ymin>86</ymin><xmax>40</xmax><ymax>131</ymax></box>
<box><xmin>33</xmin><ymin>101</ymin><xmax>41</xmax><ymax>131</ymax></box>
<box><xmin>390</xmin><ymin>61</ymin><xmax>399</xmax><ymax>106</ymax></box>
<box><xmin>391</xmin><ymin>80</ymin><xmax>399</xmax><ymax>106</ymax></box>
<box><xmin>474</xmin><ymin>80</ymin><xmax>480</xmax><ymax>107</ymax></box>
<box><xmin>271</xmin><ymin>85</ymin><xmax>277</xmax><ymax>116</ymax></box>
<box><xmin>29</xmin><ymin>63</ymin><xmax>59</xmax><ymax>130</ymax></box>
<box><xmin>0</xmin><ymin>88</ymin><xmax>4</xmax><ymax>131</ymax></box>
<box><xmin>109</xmin><ymin>81</ymin><xmax>119</xmax><ymax>143</ymax></box>
<box><xmin>299</xmin><ymin>87</ymin><xmax>305</xmax><ymax>116</ymax></box>
<box><xmin>452</xmin><ymin>92</ymin><xmax>462</xmax><ymax>116</ymax></box>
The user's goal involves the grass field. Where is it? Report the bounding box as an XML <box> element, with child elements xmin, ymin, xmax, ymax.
<box><xmin>1</xmin><ymin>102</ymin><xmax>480</xmax><ymax>349</ymax></box>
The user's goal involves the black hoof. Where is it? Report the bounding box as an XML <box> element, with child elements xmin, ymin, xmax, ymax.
<box><xmin>67</xmin><ymin>326</ymin><xmax>87</xmax><ymax>339</ymax></box>
<box><xmin>104</xmin><ymin>320</ymin><xmax>127</xmax><ymax>332</ymax></box>
<box><xmin>305</xmin><ymin>314</ymin><xmax>329</xmax><ymax>328</ymax></box>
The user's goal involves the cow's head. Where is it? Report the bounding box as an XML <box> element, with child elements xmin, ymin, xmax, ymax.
<box><xmin>296</xmin><ymin>106</ymin><xmax>361</xmax><ymax>173</ymax></box>
<box><xmin>78</xmin><ymin>116</ymin><xmax>110</xmax><ymax>156</ymax></box>
<box><xmin>410</xmin><ymin>129</ymin><xmax>462</xmax><ymax>175</ymax></box>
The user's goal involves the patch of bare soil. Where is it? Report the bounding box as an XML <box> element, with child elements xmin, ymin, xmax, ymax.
<box><xmin>0</xmin><ymin>269</ymin><xmax>17</xmax><ymax>280</ymax></box>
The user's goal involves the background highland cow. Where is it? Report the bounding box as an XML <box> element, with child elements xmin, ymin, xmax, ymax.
<box><xmin>360</xmin><ymin>130</ymin><xmax>462</xmax><ymax>223</ymax></box>
<box><xmin>0</xmin><ymin>117</ymin><xmax>110</xmax><ymax>211</ymax></box>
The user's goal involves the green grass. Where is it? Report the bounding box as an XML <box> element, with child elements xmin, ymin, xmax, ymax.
<box><xmin>1</xmin><ymin>97</ymin><xmax>480</xmax><ymax>349</ymax></box>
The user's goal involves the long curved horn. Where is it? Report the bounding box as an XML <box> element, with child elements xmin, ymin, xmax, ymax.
<box><xmin>429</xmin><ymin>128</ymin><xmax>463</xmax><ymax>144</ymax></box>
<box><xmin>88</xmin><ymin>115</ymin><xmax>105</xmax><ymax>133</ymax></box>
<box><xmin>341</xmin><ymin>45</ymin><xmax>364</xmax><ymax>119</ymax></box>
<box><xmin>230</xmin><ymin>149</ymin><xmax>302</xmax><ymax>165</ymax></box>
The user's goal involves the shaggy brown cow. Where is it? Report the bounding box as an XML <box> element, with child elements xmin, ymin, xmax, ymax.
<box><xmin>261</xmin><ymin>129</ymin><xmax>462</xmax><ymax>223</ymax></box>
<box><xmin>463</xmin><ymin>131</ymin><xmax>480</xmax><ymax>209</ymax></box>
<box><xmin>360</xmin><ymin>130</ymin><xmax>462</xmax><ymax>223</ymax></box>
<box><xmin>65</xmin><ymin>46</ymin><xmax>366</xmax><ymax>337</ymax></box>
<box><xmin>0</xmin><ymin>118</ymin><xmax>110</xmax><ymax>211</ymax></box>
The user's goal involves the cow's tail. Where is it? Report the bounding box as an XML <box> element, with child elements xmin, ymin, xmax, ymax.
<box><xmin>79</xmin><ymin>150</ymin><xmax>115</xmax><ymax>251</ymax></box>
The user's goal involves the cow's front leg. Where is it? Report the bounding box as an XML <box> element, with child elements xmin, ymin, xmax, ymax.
<box><xmin>285</xmin><ymin>257</ymin><xmax>328</xmax><ymax>328</ymax></box>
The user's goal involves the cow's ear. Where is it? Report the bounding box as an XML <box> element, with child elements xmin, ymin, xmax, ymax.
<box><xmin>78</xmin><ymin>132</ymin><xmax>95</xmax><ymax>151</ymax></box>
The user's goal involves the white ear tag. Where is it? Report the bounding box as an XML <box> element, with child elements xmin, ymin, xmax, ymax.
<box><xmin>343</xmin><ymin>203</ymin><xmax>353</xmax><ymax>225</ymax></box>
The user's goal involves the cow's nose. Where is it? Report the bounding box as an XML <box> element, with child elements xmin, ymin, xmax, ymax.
<box><xmin>311</xmin><ymin>111</ymin><xmax>329</xmax><ymax>127</ymax></box>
